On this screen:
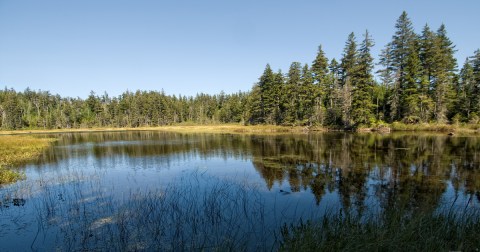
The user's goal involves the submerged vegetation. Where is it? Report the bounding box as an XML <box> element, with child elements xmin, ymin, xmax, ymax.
<box><xmin>0</xmin><ymin>135</ymin><xmax>55</xmax><ymax>184</ymax></box>
<box><xmin>1</xmin><ymin>12</ymin><xmax>480</xmax><ymax>131</ymax></box>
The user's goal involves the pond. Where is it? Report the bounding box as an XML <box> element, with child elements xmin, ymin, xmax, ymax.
<box><xmin>1</xmin><ymin>131</ymin><xmax>479</xmax><ymax>251</ymax></box>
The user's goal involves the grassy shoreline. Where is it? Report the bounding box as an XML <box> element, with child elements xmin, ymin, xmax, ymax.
<box><xmin>0</xmin><ymin>135</ymin><xmax>56</xmax><ymax>184</ymax></box>
<box><xmin>0</xmin><ymin>124</ymin><xmax>323</xmax><ymax>135</ymax></box>
<box><xmin>1</xmin><ymin>122</ymin><xmax>480</xmax><ymax>135</ymax></box>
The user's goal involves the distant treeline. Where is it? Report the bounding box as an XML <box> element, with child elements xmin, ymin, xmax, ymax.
<box><xmin>1</xmin><ymin>11</ymin><xmax>480</xmax><ymax>130</ymax></box>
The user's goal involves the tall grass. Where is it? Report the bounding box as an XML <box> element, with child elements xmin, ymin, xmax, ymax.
<box><xmin>280</xmin><ymin>207</ymin><xmax>480</xmax><ymax>251</ymax></box>
<box><xmin>0</xmin><ymin>135</ymin><xmax>55</xmax><ymax>184</ymax></box>
<box><xmin>390</xmin><ymin>122</ymin><xmax>480</xmax><ymax>134</ymax></box>
<box><xmin>21</xmin><ymin>171</ymin><xmax>279</xmax><ymax>251</ymax></box>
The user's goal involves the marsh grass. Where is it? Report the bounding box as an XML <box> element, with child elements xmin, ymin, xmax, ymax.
<box><xmin>23</xmin><ymin>171</ymin><xmax>279</xmax><ymax>251</ymax></box>
<box><xmin>390</xmin><ymin>122</ymin><xmax>480</xmax><ymax>134</ymax></box>
<box><xmin>0</xmin><ymin>135</ymin><xmax>56</xmax><ymax>184</ymax></box>
<box><xmin>280</xmin><ymin>207</ymin><xmax>480</xmax><ymax>252</ymax></box>
<box><xmin>0</xmin><ymin>124</ymin><xmax>322</xmax><ymax>136</ymax></box>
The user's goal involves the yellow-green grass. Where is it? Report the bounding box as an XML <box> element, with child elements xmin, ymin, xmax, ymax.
<box><xmin>1</xmin><ymin>122</ymin><xmax>480</xmax><ymax>136</ymax></box>
<box><xmin>0</xmin><ymin>124</ymin><xmax>324</xmax><ymax>135</ymax></box>
<box><xmin>0</xmin><ymin>135</ymin><xmax>56</xmax><ymax>184</ymax></box>
<box><xmin>390</xmin><ymin>122</ymin><xmax>480</xmax><ymax>134</ymax></box>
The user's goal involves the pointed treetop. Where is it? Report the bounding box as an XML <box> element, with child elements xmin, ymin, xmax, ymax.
<box><xmin>312</xmin><ymin>44</ymin><xmax>329</xmax><ymax>84</ymax></box>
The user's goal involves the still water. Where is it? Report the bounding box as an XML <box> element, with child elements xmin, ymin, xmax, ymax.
<box><xmin>1</xmin><ymin>131</ymin><xmax>479</xmax><ymax>251</ymax></box>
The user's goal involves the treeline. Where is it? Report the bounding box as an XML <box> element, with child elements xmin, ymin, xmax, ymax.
<box><xmin>0</xmin><ymin>89</ymin><xmax>249</xmax><ymax>129</ymax></box>
<box><xmin>1</xmin><ymin>11</ymin><xmax>480</xmax><ymax>130</ymax></box>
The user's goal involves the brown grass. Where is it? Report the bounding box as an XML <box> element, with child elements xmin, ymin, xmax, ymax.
<box><xmin>0</xmin><ymin>124</ymin><xmax>324</xmax><ymax>135</ymax></box>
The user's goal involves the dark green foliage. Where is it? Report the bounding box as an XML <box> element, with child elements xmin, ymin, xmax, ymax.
<box><xmin>351</xmin><ymin>30</ymin><xmax>376</xmax><ymax>126</ymax></box>
<box><xmin>339</xmin><ymin>32</ymin><xmax>358</xmax><ymax>127</ymax></box>
<box><xmin>0</xmin><ymin>88</ymin><xmax>248</xmax><ymax>129</ymax></box>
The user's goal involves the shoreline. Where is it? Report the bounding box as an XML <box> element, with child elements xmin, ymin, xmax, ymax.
<box><xmin>0</xmin><ymin>123</ymin><xmax>478</xmax><ymax>135</ymax></box>
<box><xmin>0</xmin><ymin>125</ymin><xmax>323</xmax><ymax>135</ymax></box>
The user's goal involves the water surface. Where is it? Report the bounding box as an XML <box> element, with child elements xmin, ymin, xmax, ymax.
<box><xmin>1</xmin><ymin>131</ymin><xmax>479</xmax><ymax>251</ymax></box>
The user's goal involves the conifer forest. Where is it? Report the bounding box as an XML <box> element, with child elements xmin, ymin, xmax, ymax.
<box><xmin>1</xmin><ymin>12</ymin><xmax>480</xmax><ymax>130</ymax></box>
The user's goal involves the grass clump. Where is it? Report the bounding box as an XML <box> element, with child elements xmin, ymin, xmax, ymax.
<box><xmin>280</xmin><ymin>208</ymin><xmax>480</xmax><ymax>252</ymax></box>
<box><xmin>0</xmin><ymin>135</ymin><xmax>55</xmax><ymax>184</ymax></box>
<box><xmin>0</xmin><ymin>167</ymin><xmax>25</xmax><ymax>184</ymax></box>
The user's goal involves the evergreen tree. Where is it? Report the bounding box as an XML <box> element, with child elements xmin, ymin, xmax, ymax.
<box><xmin>340</xmin><ymin>33</ymin><xmax>358</xmax><ymax>84</ymax></box>
<box><xmin>272</xmin><ymin>70</ymin><xmax>285</xmax><ymax>124</ymax></box>
<box><xmin>258</xmin><ymin>64</ymin><xmax>275</xmax><ymax>123</ymax></box>
<box><xmin>311</xmin><ymin>45</ymin><xmax>329</xmax><ymax>125</ymax></box>
<box><xmin>283</xmin><ymin>62</ymin><xmax>302</xmax><ymax>124</ymax></box>
<box><xmin>417</xmin><ymin>25</ymin><xmax>436</xmax><ymax>122</ymax></box>
<box><xmin>386</xmin><ymin>11</ymin><xmax>417</xmax><ymax>121</ymax></box>
<box><xmin>300</xmin><ymin>64</ymin><xmax>314</xmax><ymax>123</ymax></box>
<box><xmin>377</xmin><ymin>44</ymin><xmax>395</xmax><ymax>121</ymax></box>
<box><xmin>470</xmin><ymin>50</ymin><xmax>480</xmax><ymax>119</ymax></box>
<box><xmin>340</xmin><ymin>32</ymin><xmax>358</xmax><ymax>126</ymax></box>
<box><xmin>312</xmin><ymin>45</ymin><xmax>329</xmax><ymax>87</ymax></box>
<box><xmin>401</xmin><ymin>39</ymin><xmax>422</xmax><ymax>122</ymax></box>
<box><xmin>419</xmin><ymin>24</ymin><xmax>436</xmax><ymax>84</ymax></box>
<box><xmin>351</xmin><ymin>30</ymin><xmax>376</xmax><ymax>126</ymax></box>
<box><xmin>432</xmin><ymin>24</ymin><xmax>457</xmax><ymax>122</ymax></box>
<box><xmin>457</xmin><ymin>58</ymin><xmax>475</xmax><ymax>119</ymax></box>
<box><xmin>325</xmin><ymin>58</ymin><xmax>342</xmax><ymax>126</ymax></box>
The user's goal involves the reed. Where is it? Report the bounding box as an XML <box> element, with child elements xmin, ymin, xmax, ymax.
<box><xmin>280</xmin><ymin>207</ymin><xmax>480</xmax><ymax>251</ymax></box>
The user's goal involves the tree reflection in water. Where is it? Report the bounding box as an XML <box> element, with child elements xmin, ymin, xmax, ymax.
<box><xmin>34</xmin><ymin>131</ymin><xmax>480</xmax><ymax>213</ymax></box>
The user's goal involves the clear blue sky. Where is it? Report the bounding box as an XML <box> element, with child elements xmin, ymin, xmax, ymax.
<box><xmin>1</xmin><ymin>0</ymin><xmax>479</xmax><ymax>98</ymax></box>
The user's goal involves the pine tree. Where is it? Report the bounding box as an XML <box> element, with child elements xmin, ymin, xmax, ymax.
<box><xmin>258</xmin><ymin>64</ymin><xmax>275</xmax><ymax>123</ymax></box>
<box><xmin>272</xmin><ymin>70</ymin><xmax>285</xmax><ymax>124</ymax></box>
<box><xmin>351</xmin><ymin>30</ymin><xmax>376</xmax><ymax>126</ymax></box>
<box><xmin>300</xmin><ymin>64</ymin><xmax>314</xmax><ymax>123</ymax></box>
<box><xmin>401</xmin><ymin>39</ymin><xmax>422</xmax><ymax>122</ymax></box>
<box><xmin>386</xmin><ymin>11</ymin><xmax>417</xmax><ymax>121</ymax></box>
<box><xmin>312</xmin><ymin>45</ymin><xmax>329</xmax><ymax>86</ymax></box>
<box><xmin>432</xmin><ymin>24</ymin><xmax>457</xmax><ymax>122</ymax></box>
<box><xmin>458</xmin><ymin>58</ymin><xmax>475</xmax><ymax>119</ymax></box>
<box><xmin>419</xmin><ymin>25</ymin><xmax>436</xmax><ymax>81</ymax></box>
<box><xmin>325</xmin><ymin>58</ymin><xmax>342</xmax><ymax>125</ymax></box>
<box><xmin>340</xmin><ymin>32</ymin><xmax>358</xmax><ymax>84</ymax></box>
<box><xmin>470</xmin><ymin>50</ymin><xmax>480</xmax><ymax>119</ymax></box>
<box><xmin>283</xmin><ymin>62</ymin><xmax>302</xmax><ymax>124</ymax></box>
<box><xmin>417</xmin><ymin>24</ymin><xmax>436</xmax><ymax>122</ymax></box>
<box><xmin>377</xmin><ymin>44</ymin><xmax>395</xmax><ymax>121</ymax></box>
<box><xmin>340</xmin><ymin>32</ymin><xmax>358</xmax><ymax>127</ymax></box>
<box><xmin>311</xmin><ymin>45</ymin><xmax>329</xmax><ymax>125</ymax></box>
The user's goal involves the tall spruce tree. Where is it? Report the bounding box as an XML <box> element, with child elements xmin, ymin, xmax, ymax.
<box><xmin>325</xmin><ymin>58</ymin><xmax>342</xmax><ymax>125</ymax></box>
<box><xmin>258</xmin><ymin>64</ymin><xmax>275</xmax><ymax>123</ymax></box>
<box><xmin>458</xmin><ymin>58</ymin><xmax>475</xmax><ymax>119</ymax></box>
<box><xmin>272</xmin><ymin>70</ymin><xmax>285</xmax><ymax>124</ymax></box>
<box><xmin>284</xmin><ymin>62</ymin><xmax>303</xmax><ymax>124</ymax></box>
<box><xmin>417</xmin><ymin>24</ymin><xmax>436</xmax><ymax>121</ymax></box>
<box><xmin>377</xmin><ymin>43</ymin><xmax>395</xmax><ymax>120</ymax></box>
<box><xmin>351</xmin><ymin>30</ymin><xmax>376</xmax><ymax>126</ymax></box>
<box><xmin>311</xmin><ymin>45</ymin><xmax>329</xmax><ymax>125</ymax></box>
<box><xmin>386</xmin><ymin>11</ymin><xmax>417</xmax><ymax>121</ymax></box>
<box><xmin>340</xmin><ymin>32</ymin><xmax>358</xmax><ymax>127</ymax></box>
<box><xmin>299</xmin><ymin>64</ymin><xmax>314</xmax><ymax>123</ymax></box>
<box><xmin>312</xmin><ymin>45</ymin><xmax>329</xmax><ymax>84</ymax></box>
<box><xmin>471</xmin><ymin>50</ymin><xmax>480</xmax><ymax>118</ymax></box>
<box><xmin>432</xmin><ymin>24</ymin><xmax>457</xmax><ymax>122</ymax></box>
<box><xmin>401</xmin><ymin>39</ymin><xmax>422</xmax><ymax>122</ymax></box>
